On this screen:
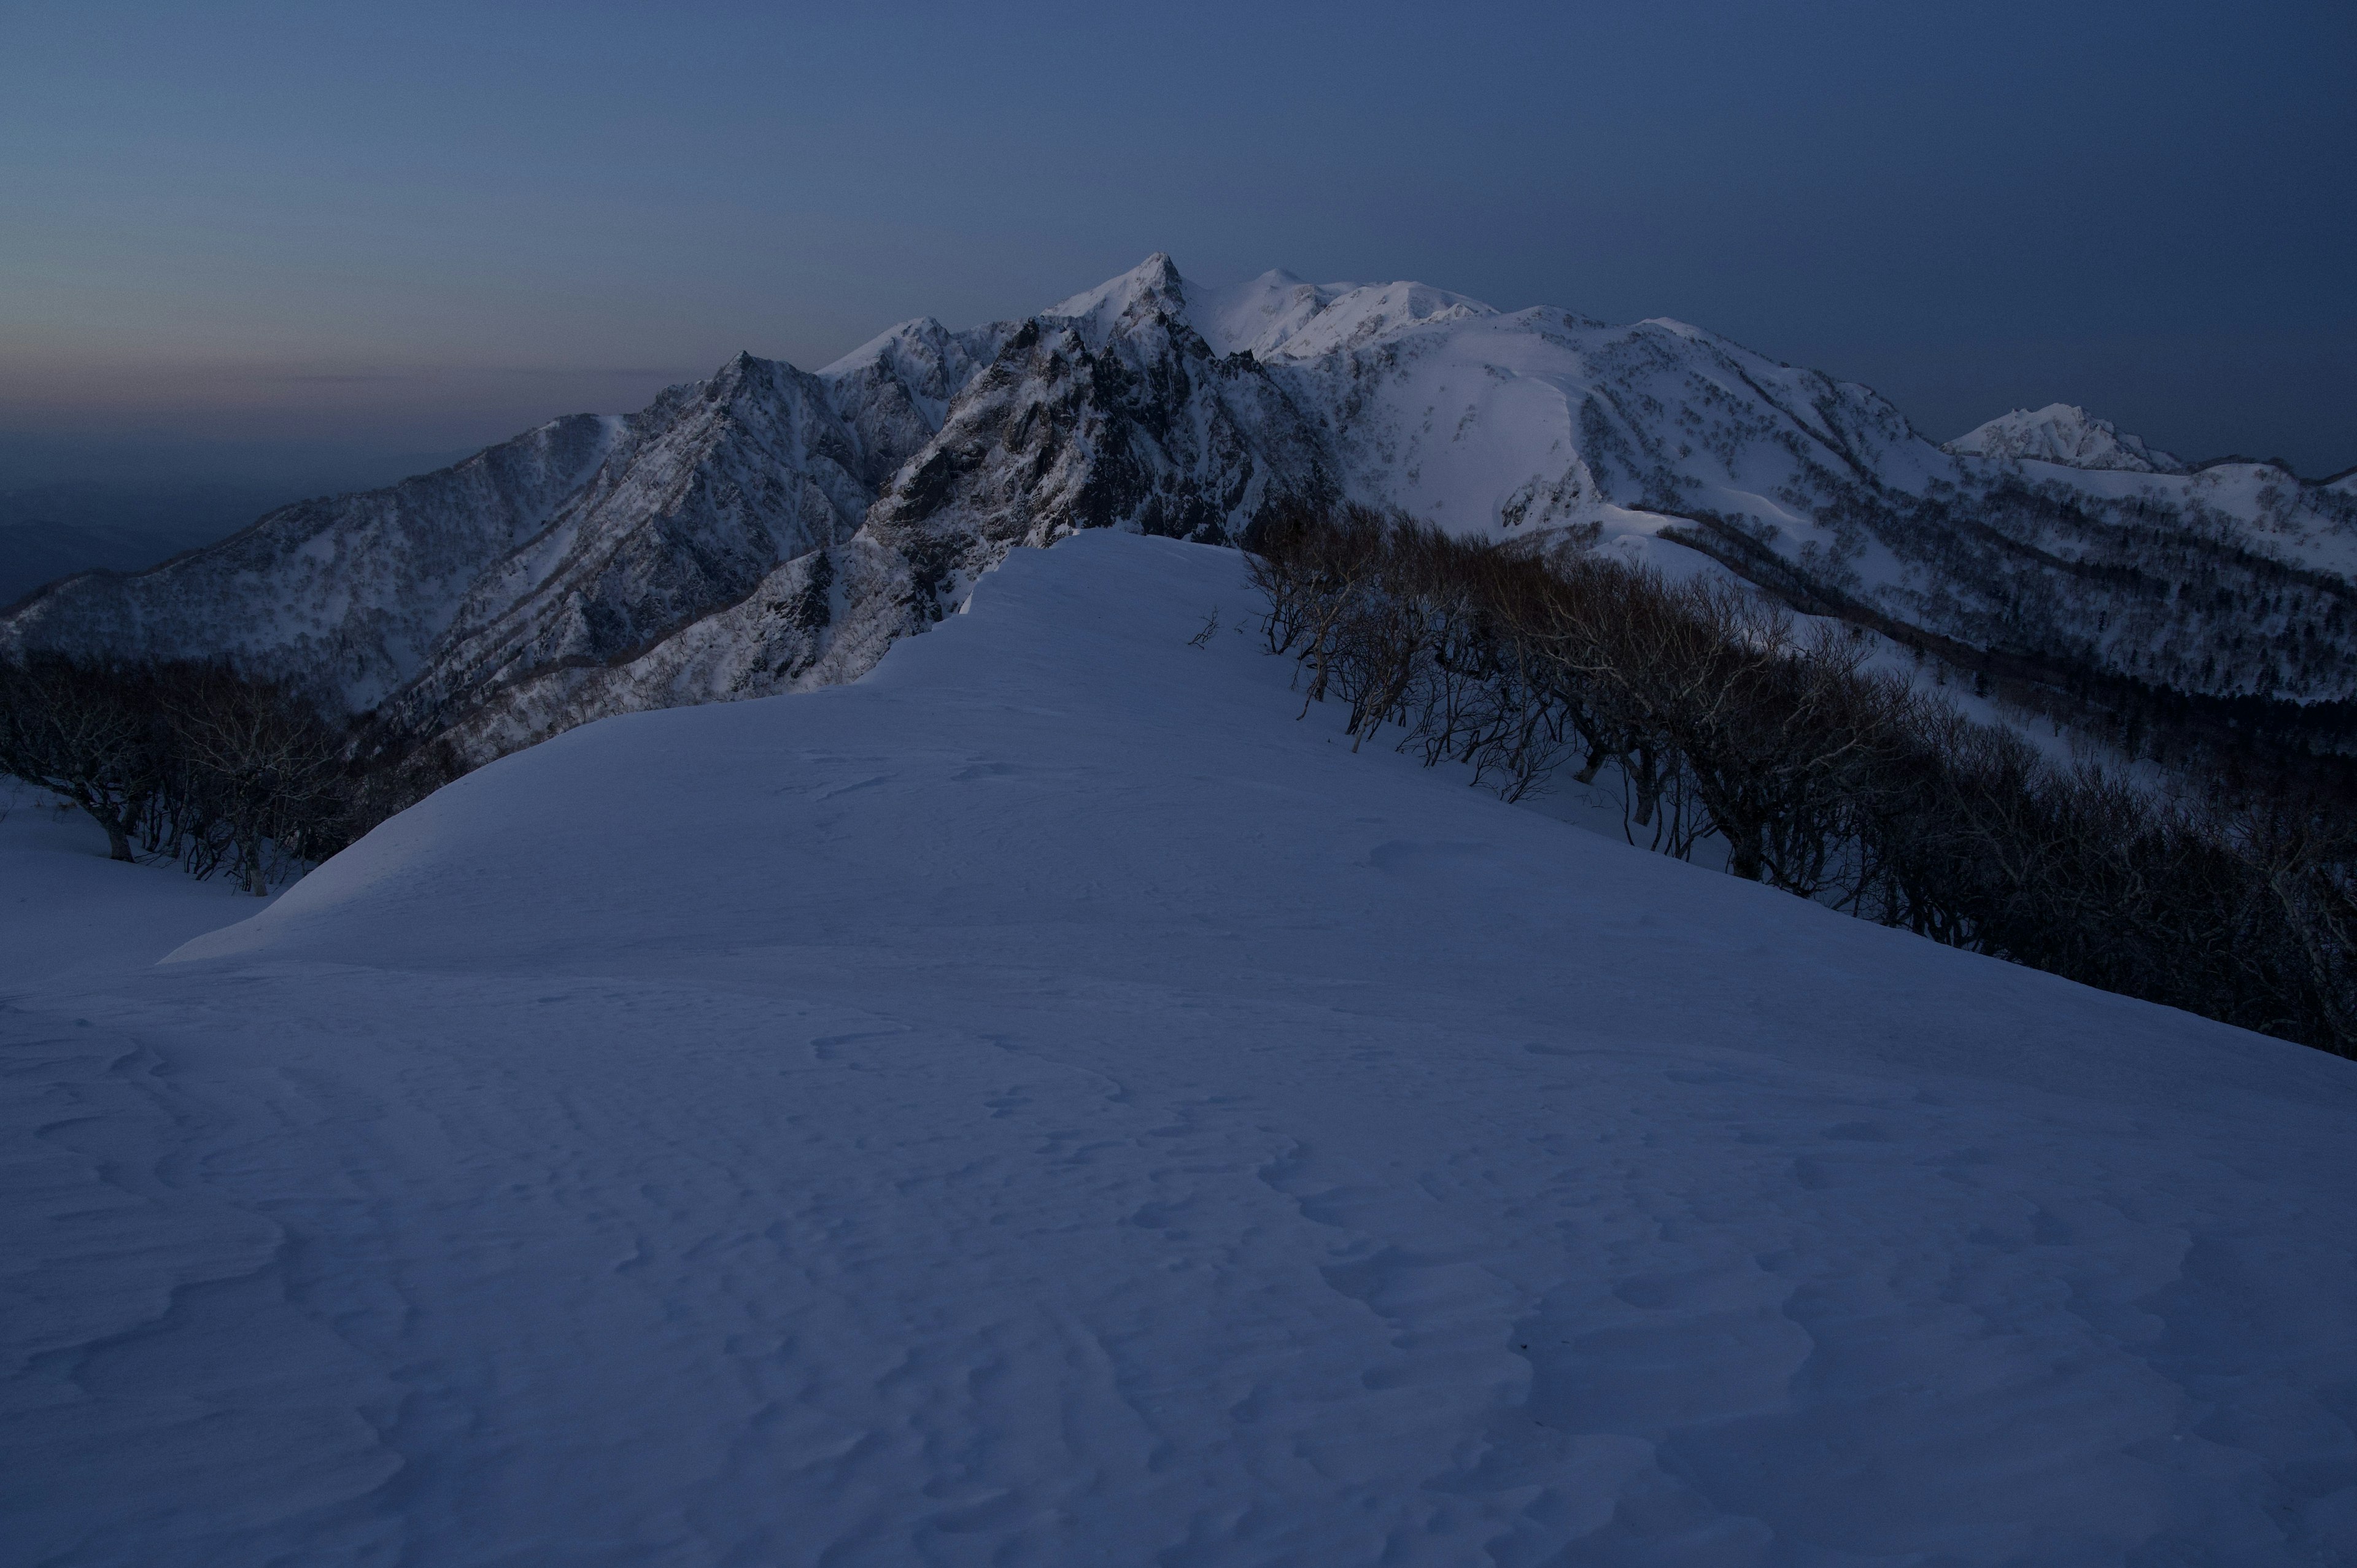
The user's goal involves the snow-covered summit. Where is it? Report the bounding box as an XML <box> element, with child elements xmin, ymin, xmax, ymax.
<box><xmin>1945</xmin><ymin>402</ymin><xmax>2188</xmax><ymax>473</ymax></box>
<box><xmin>1185</xmin><ymin>270</ymin><xmax>1496</xmax><ymax>361</ymax></box>
<box><xmin>1185</xmin><ymin>268</ymin><xmax>1353</xmax><ymax>357</ymax></box>
<box><xmin>1040</xmin><ymin>252</ymin><xmax>1191</xmax><ymax>349</ymax></box>
<box><xmin>1040</xmin><ymin>258</ymin><xmax>1494</xmax><ymax>363</ymax></box>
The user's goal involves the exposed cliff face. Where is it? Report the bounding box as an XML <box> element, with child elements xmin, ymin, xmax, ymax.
<box><xmin>7</xmin><ymin>255</ymin><xmax>2354</xmax><ymax>762</ymax></box>
<box><xmin>865</xmin><ymin>257</ymin><xmax>1336</xmax><ymax>620</ymax></box>
<box><xmin>819</xmin><ymin>317</ymin><xmax>1015</xmax><ymax>487</ymax></box>
<box><xmin>379</xmin><ymin>353</ymin><xmax>878</xmax><ymax>737</ymax></box>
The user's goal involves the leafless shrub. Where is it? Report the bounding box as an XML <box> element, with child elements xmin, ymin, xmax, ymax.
<box><xmin>0</xmin><ymin>656</ymin><xmax>167</xmax><ymax>862</ymax></box>
<box><xmin>152</xmin><ymin>664</ymin><xmax>351</xmax><ymax>893</ymax></box>
<box><xmin>0</xmin><ymin>654</ymin><xmax>373</xmax><ymax>894</ymax></box>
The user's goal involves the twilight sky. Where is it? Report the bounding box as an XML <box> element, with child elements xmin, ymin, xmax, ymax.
<box><xmin>4</xmin><ymin>0</ymin><xmax>2351</xmax><ymax>493</ymax></box>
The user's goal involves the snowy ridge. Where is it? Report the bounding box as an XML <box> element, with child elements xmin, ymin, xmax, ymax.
<box><xmin>378</xmin><ymin>353</ymin><xmax>877</xmax><ymax>736</ymax></box>
<box><xmin>6</xmin><ymin>535</ymin><xmax>2352</xmax><ymax>1563</ymax></box>
<box><xmin>0</xmin><ymin>414</ymin><xmax>624</xmax><ymax>708</ymax></box>
<box><xmin>5</xmin><ymin>255</ymin><xmax>2355</xmax><ymax>746</ymax></box>
<box><xmin>1191</xmin><ymin>270</ymin><xmax>1498</xmax><ymax>360</ymax></box>
<box><xmin>1185</xmin><ymin>268</ymin><xmax>1358</xmax><ymax>358</ymax></box>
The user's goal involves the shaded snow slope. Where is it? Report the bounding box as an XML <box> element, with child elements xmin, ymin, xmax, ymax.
<box><xmin>0</xmin><ymin>785</ymin><xmax>284</xmax><ymax>988</ymax></box>
<box><xmin>7</xmin><ymin>534</ymin><xmax>2353</xmax><ymax>1565</ymax></box>
<box><xmin>1946</xmin><ymin>404</ymin><xmax>2188</xmax><ymax>473</ymax></box>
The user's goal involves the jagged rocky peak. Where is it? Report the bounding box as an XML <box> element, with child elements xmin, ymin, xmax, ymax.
<box><xmin>376</xmin><ymin>346</ymin><xmax>890</xmax><ymax>727</ymax></box>
<box><xmin>1039</xmin><ymin>253</ymin><xmax>1398</xmax><ymax>360</ymax></box>
<box><xmin>1944</xmin><ymin>403</ymin><xmax>2186</xmax><ymax>473</ymax></box>
<box><xmin>865</xmin><ymin>255</ymin><xmax>1334</xmax><ymax>580</ymax></box>
<box><xmin>818</xmin><ymin>315</ymin><xmax>1011</xmax><ymax>476</ymax></box>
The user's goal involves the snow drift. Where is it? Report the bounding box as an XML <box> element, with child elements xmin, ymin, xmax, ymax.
<box><xmin>5</xmin><ymin>533</ymin><xmax>2353</xmax><ymax>1564</ymax></box>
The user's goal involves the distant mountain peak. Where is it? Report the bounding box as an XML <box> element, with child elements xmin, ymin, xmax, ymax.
<box><xmin>1039</xmin><ymin>253</ymin><xmax>1191</xmax><ymax>349</ymax></box>
<box><xmin>1945</xmin><ymin>403</ymin><xmax>2186</xmax><ymax>474</ymax></box>
<box><xmin>819</xmin><ymin>316</ymin><xmax>952</xmax><ymax>378</ymax></box>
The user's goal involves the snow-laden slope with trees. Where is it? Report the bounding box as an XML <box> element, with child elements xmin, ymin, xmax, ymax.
<box><xmin>7</xmin><ymin>257</ymin><xmax>2355</xmax><ymax>762</ymax></box>
<box><xmin>0</xmin><ymin>415</ymin><xmax>625</xmax><ymax>710</ymax></box>
<box><xmin>6</xmin><ymin>533</ymin><xmax>2353</xmax><ymax>1565</ymax></box>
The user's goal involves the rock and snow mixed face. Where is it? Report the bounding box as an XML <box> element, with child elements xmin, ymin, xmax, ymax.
<box><xmin>4</xmin><ymin>255</ymin><xmax>2353</xmax><ymax>753</ymax></box>
<box><xmin>865</xmin><ymin>257</ymin><xmax>1334</xmax><ymax>571</ymax></box>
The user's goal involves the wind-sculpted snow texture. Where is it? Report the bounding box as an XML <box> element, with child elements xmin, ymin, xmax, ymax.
<box><xmin>8</xmin><ymin>255</ymin><xmax>2357</xmax><ymax>752</ymax></box>
<box><xmin>5</xmin><ymin>535</ymin><xmax>2353</xmax><ymax>1564</ymax></box>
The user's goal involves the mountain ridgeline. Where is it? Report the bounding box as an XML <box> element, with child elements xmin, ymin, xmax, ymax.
<box><xmin>6</xmin><ymin>255</ymin><xmax>2354</xmax><ymax>771</ymax></box>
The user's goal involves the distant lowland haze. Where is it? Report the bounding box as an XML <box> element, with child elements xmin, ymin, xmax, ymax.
<box><xmin>2</xmin><ymin>0</ymin><xmax>2349</xmax><ymax>538</ymax></box>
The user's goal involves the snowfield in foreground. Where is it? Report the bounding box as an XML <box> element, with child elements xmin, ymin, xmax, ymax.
<box><xmin>6</xmin><ymin>534</ymin><xmax>2355</xmax><ymax>1566</ymax></box>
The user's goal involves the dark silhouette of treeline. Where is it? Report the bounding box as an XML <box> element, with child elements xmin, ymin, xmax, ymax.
<box><xmin>1665</xmin><ymin>504</ymin><xmax>2357</xmax><ymax>800</ymax></box>
<box><xmin>1245</xmin><ymin>501</ymin><xmax>2357</xmax><ymax>1057</ymax></box>
<box><xmin>0</xmin><ymin>656</ymin><xmax>455</xmax><ymax>894</ymax></box>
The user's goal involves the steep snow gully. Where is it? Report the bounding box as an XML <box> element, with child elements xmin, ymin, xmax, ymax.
<box><xmin>5</xmin><ymin>533</ymin><xmax>2355</xmax><ymax>1565</ymax></box>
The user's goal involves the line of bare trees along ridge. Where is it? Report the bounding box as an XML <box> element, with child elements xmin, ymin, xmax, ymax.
<box><xmin>1245</xmin><ymin>500</ymin><xmax>2357</xmax><ymax>1057</ymax></box>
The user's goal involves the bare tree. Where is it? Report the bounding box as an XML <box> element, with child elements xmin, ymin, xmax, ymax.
<box><xmin>0</xmin><ymin>657</ymin><xmax>166</xmax><ymax>862</ymax></box>
<box><xmin>1239</xmin><ymin>500</ymin><xmax>2357</xmax><ymax>1057</ymax></box>
<box><xmin>157</xmin><ymin>664</ymin><xmax>350</xmax><ymax>894</ymax></box>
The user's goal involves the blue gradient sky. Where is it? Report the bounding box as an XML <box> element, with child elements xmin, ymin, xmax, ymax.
<box><xmin>4</xmin><ymin>0</ymin><xmax>2351</xmax><ymax>490</ymax></box>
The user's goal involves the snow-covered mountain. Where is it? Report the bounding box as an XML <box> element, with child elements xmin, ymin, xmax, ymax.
<box><xmin>6</xmin><ymin>255</ymin><xmax>2354</xmax><ymax>756</ymax></box>
<box><xmin>1944</xmin><ymin>403</ymin><xmax>2187</xmax><ymax>473</ymax></box>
